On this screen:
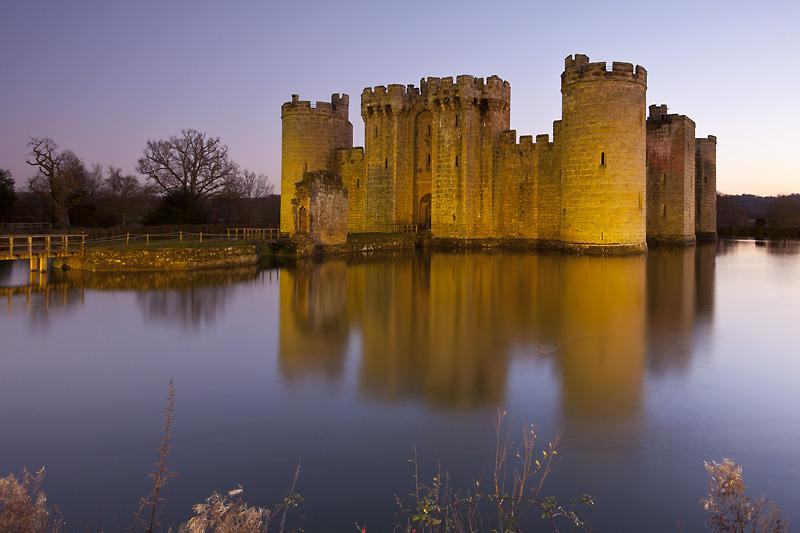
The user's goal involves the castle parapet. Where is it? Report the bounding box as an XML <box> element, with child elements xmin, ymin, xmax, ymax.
<box><xmin>561</xmin><ymin>54</ymin><xmax>647</xmax><ymax>87</ymax></box>
<box><xmin>335</xmin><ymin>146</ymin><xmax>365</xmax><ymax>164</ymax></box>
<box><xmin>649</xmin><ymin>104</ymin><xmax>669</xmax><ymax>120</ymax></box>
<box><xmin>647</xmin><ymin>104</ymin><xmax>696</xmax><ymax>126</ymax></box>
<box><xmin>282</xmin><ymin>93</ymin><xmax>349</xmax><ymax>119</ymax></box>
<box><xmin>361</xmin><ymin>83</ymin><xmax>421</xmax><ymax>117</ymax></box>
<box><xmin>499</xmin><ymin>130</ymin><xmax>517</xmax><ymax>145</ymax></box>
<box><xmin>423</xmin><ymin>74</ymin><xmax>510</xmax><ymax>107</ymax></box>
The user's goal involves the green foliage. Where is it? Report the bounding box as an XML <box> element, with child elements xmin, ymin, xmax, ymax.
<box><xmin>392</xmin><ymin>410</ymin><xmax>593</xmax><ymax>532</ymax></box>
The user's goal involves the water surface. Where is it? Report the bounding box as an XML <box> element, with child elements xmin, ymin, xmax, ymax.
<box><xmin>1</xmin><ymin>240</ymin><xmax>798</xmax><ymax>530</ymax></box>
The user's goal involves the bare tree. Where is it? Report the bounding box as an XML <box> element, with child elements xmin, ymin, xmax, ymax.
<box><xmin>766</xmin><ymin>194</ymin><xmax>800</xmax><ymax>229</ymax></box>
<box><xmin>225</xmin><ymin>170</ymin><xmax>274</xmax><ymax>199</ymax></box>
<box><xmin>137</xmin><ymin>129</ymin><xmax>239</xmax><ymax>199</ymax></box>
<box><xmin>26</xmin><ymin>138</ymin><xmax>83</xmax><ymax>228</ymax></box>
<box><xmin>103</xmin><ymin>166</ymin><xmax>155</xmax><ymax>226</ymax></box>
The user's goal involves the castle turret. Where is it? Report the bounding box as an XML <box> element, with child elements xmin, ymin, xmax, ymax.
<box><xmin>423</xmin><ymin>75</ymin><xmax>511</xmax><ymax>238</ymax></box>
<box><xmin>280</xmin><ymin>93</ymin><xmax>352</xmax><ymax>234</ymax></box>
<box><xmin>646</xmin><ymin>104</ymin><xmax>696</xmax><ymax>245</ymax></box>
<box><xmin>695</xmin><ymin>135</ymin><xmax>717</xmax><ymax>241</ymax></box>
<box><xmin>560</xmin><ymin>54</ymin><xmax>648</xmax><ymax>252</ymax></box>
<box><xmin>361</xmin><ymin>84</ymin><xmax>421</xmax><ymax>231</ymax></box>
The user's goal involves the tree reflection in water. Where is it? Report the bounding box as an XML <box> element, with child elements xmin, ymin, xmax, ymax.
<box><xmin>1</xmin><ymin>267</ymin><xmax>261</xmax><ymax>330</ymax></box>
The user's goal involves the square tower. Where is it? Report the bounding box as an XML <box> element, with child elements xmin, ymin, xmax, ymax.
<box><xmin>646</xmin><ymin>105</ymin><xmax>696</xmax><ymax>245</ymax></box>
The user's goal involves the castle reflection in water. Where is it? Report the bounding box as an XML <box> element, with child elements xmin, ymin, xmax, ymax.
<box><xmin>1</xmin><ymin>244</ymin><xmax>725</xmax><ymax>418</ymax></box>
<box><xmin>279</xmin><ymin>245</ymin><xmax>719</xmax><ymax>418</ymax></box>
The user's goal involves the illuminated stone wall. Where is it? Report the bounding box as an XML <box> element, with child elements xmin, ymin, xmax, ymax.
<box><xmin>695</xmin><ymin>136</ymin><xmax>718</xmax><ymax>241</ymax></box>
<box><xmin>280</xmin><ymin>94</ymin><xmax>352</xmax><ymax>235</ymax></box>
<box><xmin>336</xmin><ymin>148</ymin><xmax>366</xmax><ymax>232</ymax></box>
<box><xmin>560</xmin><ymin>55</ymin><xmax>648</xmax><ymax>251</ymax></box>
<box><xmin>293</xmin><ymin>170</ymin><xmax>349</xmax><ymax>245</ymax></box>
<box><xmin>62</xmin><ymin>244</ymin><xmax>257</xmax><ymax>271</ymax></box>
<box><xmin>280</xmin><ymin>54</ymin><xmax>716</xmax><ymax>253</ymax></box>
<box><xmin>646</xmin><ymin>105</ymin><xmax>696</xmax><ymax>245</ymax></box>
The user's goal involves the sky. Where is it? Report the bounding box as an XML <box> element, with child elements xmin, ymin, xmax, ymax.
<box><xmin>1</xmin><ymin>0</ymin><xmax>798</xmax><ymax>196</ymax></box>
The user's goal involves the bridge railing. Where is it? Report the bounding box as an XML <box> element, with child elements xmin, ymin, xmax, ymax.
<box><xmin>81</xmin><ymin>228</ymin><xmax>285</xmax><ymax>247</ymax></box>
<box><xmin>0</xmin><ymin>234</ymin><xmax>86</xmax><ymax>258</ymax></box>
<box><xmin>0</xmin><ymin>228</ymin><xmax>286</xmax><ymax>260</ymax></box>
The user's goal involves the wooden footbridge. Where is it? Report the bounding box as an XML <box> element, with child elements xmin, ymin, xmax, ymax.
<box><xmin>0</xmin><ymin>234</ymin><xmax>86</xmax><ymax>271</ymax></box>
<box><xmin>0</xmin><ymin>228</ymin><xmax>285</xmax><ymax>272</ymax></box>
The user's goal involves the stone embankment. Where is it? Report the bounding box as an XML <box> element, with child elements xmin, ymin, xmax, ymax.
<box><xmin>60</xmin><ymin>242</ymin><xmax>258</xmax><ymax>272</ymax></box>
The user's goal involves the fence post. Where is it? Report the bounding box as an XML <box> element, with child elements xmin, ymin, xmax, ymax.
<box><xmin>126</xmin><ymin>232</ymin><xmax>130</xmax><ymax>246</ymax></box>
<box><xmin>28</xmin><ymin>236</ymin><xmax>32</xmax><ymax>257</ymax></box>
<box><xmin>199</xmin><ymin>231</ymin><xmax>203</xmax><ymax>243</ymax></box>
<box><xmin>227</xmin><ymin>228</ymin><xmax>230</xmax><ymax>240</ymax></box>
<box><xmin>146</xmin><ymin>234</ymin><xmax>150</xmax><ymax>246</ymax></box>
<box><xmin>81</xmin><ymin>234</ymin><xmax>85</xmax><ymax>254</ymax></box>
<box><xmin>46</xmin><ymin>235</ymin><xmax>51</xmax><ymax>255</ymax></box>
<box><xmin>179</xmin><ymin>230</ymin><xmax>183</xmax><ymax>242</ymax></box>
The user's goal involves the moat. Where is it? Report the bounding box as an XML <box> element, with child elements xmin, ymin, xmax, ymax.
<box><xmin>1</xmin><ymin>240</ymin><xmax>799</xmax><ymax>531</ymax></box>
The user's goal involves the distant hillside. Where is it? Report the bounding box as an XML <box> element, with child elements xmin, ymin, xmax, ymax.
<box><xmin>718</xmin><ymin>193</ymin><xmax>800</xmax><ymax>237</ymax></box>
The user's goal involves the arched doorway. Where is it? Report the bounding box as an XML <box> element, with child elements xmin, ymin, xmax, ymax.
<box><xmin>298</xmin><ymin>206</ymin><xmax>309</xmax><ymax>233</ymax></box>
<box><xmin>419</xmin><ymin>194</ymin><xmax>431</xmax><ymax>230</ymax></box>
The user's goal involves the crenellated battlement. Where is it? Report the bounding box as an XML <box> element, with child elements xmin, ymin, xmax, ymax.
<box><xmin>422</xmin><ymin>74</ymin><xmax>511</xmax><ymax>106</ymax></box>
<box><xmin>361</xmin><ymin>83</ymin><xmax>422</xmax><ymax>116</ymax></box>
<box><xmin>499</xmin><ymin>130</ymin><xmax>555</xmax><ymax>151</ymax></box>
<box><xmin>336</xmin><ymin>146</ymin><xmax>365</xmax><ymax>164</ymax></box>
<box><xmin>361</xmin><ymin>74</ymin><xmax>510</xmax><ymax>116</ymax></box>
<box><xmin>649</xmin><ymin>104</ymin><xmax>669</xmax><ymax>119</ymax></box>
<box><xmin>281</xmin><ymin>53</ymin><xmax>714</xmax><ymax>250</ymax></box>
<box><xmin>282</xmin><ymin>93</ymin><xmax>350</xmax><ymax>119</ymax></box>
<box><xmin>697</xmin><ymin>135</ymin><xmax>717</xmax><ymax>145</ymax></box>
<box><xmin>561</xmin><ymin>54</ymin><xmax>647</xmax><ymax>87</ymax></box>
<box><xmin>647</xmin><ymin>104</ymin><xmax>696</xmax><ymax>127</ymax></box>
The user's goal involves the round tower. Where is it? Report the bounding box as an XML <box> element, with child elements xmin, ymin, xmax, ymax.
<box><xmin>280</xmin><ymin>94</ymin><xmax>352</xmax><ymax>234</ymax></box>
<box><xmin>560</xmin><ymin>54</ymin><xmax>648</xmax><ymax>253</ymax></box>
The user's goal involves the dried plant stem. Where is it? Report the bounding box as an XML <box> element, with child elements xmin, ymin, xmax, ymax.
<box><xmin>136</xmin><ymin>377</ymin><xmax>177</xmax><ymax>533</ymax></box>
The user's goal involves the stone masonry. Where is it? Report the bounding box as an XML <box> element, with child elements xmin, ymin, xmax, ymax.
<box><xmin>291</xmin><ymin>170</ymin><xmax>348</xmax><ymax>246</ymax></box>
<box><xmin>280</xmin><ymin>53</ymin><xmax>717</xmax><ymax>253</ymax></box>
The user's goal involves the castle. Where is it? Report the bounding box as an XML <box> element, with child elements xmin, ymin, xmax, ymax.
<box><xmin>280</xmin><ymin>54</ymin><xmax>717</xmax><ymax>253</ymax></box>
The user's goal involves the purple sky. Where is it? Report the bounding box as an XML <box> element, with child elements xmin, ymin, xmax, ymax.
<box><xmin>1</xmin><ymin>0</ymin><xmax>797</xmax><ymax>195</ymax></box>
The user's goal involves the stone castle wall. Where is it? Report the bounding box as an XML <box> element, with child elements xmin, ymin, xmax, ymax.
<box><xmin>336</xmin><ymin>148</ymin><xmax>366</xmax><ymax>232</ymax></box>
<box><xmin>646</xmin><ymin>105</ymin><xmax>696</xmax><ymax>244</ymax></box>
<box><xmin>280</xmin><ymin>94</ymin><xmax>352</xmax><ymax>234</ymax></box>
<box><xmin>695</xmin><ymin>136</ymin><xmax>718</xmax><ymax>241</ymax></box>
<box><xmin>280</xmin><ymin>53</ymin><xmax>717</xmax><ymax>253</ymax></box>
<box><xmin>292</xmin><ymin>171</ymin><xmax>349</xmax><ymax>245</ymax></box>
<box><xmin>560</xmin><ymin>55</ymin><xmax>648</xmax><ymax>251</ymax></box>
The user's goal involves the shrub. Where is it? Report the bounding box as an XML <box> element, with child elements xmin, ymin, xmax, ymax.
<box><xmin>0</xmin><ymin>467</ymin><xmax>63</xmax><ymax>533</ymax></box>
